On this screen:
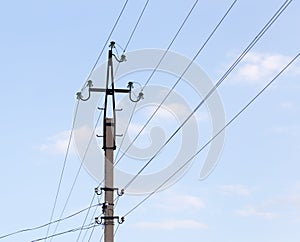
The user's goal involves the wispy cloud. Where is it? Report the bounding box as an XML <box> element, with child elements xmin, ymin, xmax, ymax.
<box><xmin>228</xmin><ymin>52</ymin><xmax>299</xmax><ymax>85</ymax></box>
<box><xmin>135</xmin><ymin>219</ymin><xmax>208</xmax><ymax>230</ymax></box>
<box><xmin>235</xmin><ymin>182</ymin><xmax>300</xmax><ymax>221</ymax></box>
<box><xmin>155</xmin><ymin>192</ymin><xmax>205</xmax><ymax>211</ymax></box>
<box><xmin>36</xmin><ymin>130</ymin><xmax>73</xmax><ymax>154</ymax></box>
<box><xmin>219</xmin><ymin>184</ymin><xmax>252</xmax><ymax>196</ymax></box>
<box><xmin>272</xmin><ymin>194</ymin><xmax>300</xmax><ymax>210</ymax></box>
<box><xmin>236</xmin><ymin>206</ymin><xmax>278</xmax><ymax>219</ymax></box>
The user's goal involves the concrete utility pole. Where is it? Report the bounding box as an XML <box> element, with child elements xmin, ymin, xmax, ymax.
<box><xmin>103</xmin><ymin>117</ymin><xmax>115</xmax><ymax>242</ymax></box>
<box><xmin>77</xmin><ymin>41</ymin><xmax>143</xmax><ymax>242</ymax></box>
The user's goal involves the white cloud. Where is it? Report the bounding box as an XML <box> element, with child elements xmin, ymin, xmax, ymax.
<box><xmin>229</xmin><ymin>52</ymin><xmax>299</xmax><ymax>85</ymax></box>
<box><xmin>219</xmin><ymin>184</ymin><xmax>252</xmax><ymax>196</ymax></box>
<box><xmin>36</xmin><ymin>130</ymin><xmax>73</xmax><ymax>154</ymax></box>
<box><xmin>178</xmin><ymin>194</ymin><xmax>206</xmax><ymax>209</ymax></box>
<box><xmin>236</xmin><ymin>206</ymin><xmax>278</xmax><ymax>219</ymax></box>
<box><xmin>135</xmin><ymin>219</ymin><xmax>208</xmax><ymax>230</ymax></box>
<box><xmin>141</xmin><ymin>102</ymin><xmax>192</xmax><ymax>121</ymax></box>
<box><xmin>235</xmin><ymin>182</ymin><xmax>300</xmax><ymax>221</ymax></box>
<box><xmin>155</xmin><ymin>192</ymin><xmax>205</xmax><ymax>211</ymax></box>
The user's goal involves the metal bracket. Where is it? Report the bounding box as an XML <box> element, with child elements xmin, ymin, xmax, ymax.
<box><xmin>127</xmin><ymin>82</ymin><xmax>144</xmax><ymax>102</ymax></box>
<box><xmin>95</xmin><ymin>216</ymin><xmax>125</xmax><ymax>225</ymax></box>
<box><xmin>94</xmin><ymin>187</ymin><xmax>124</xmax><ymax>196</ymax></box>
<box><xmin>76</xmin><ymin>80</ymin><xmax>144</xmax><ymax>103</ymax></box>
<box><xmin>96</xmin><ymin>134</ymin><xmax>123</xmax><ymax>138</ymax></box>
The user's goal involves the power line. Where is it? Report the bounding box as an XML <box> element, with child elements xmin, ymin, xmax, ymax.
<box><xmin>73</xmin><ymin>0</ymin><xmax>151</xmax><ymax>229</ymax></box>
<box><xmin>106</xmin><ymin>0</ymin><xmax>202</xmax><ymax>174</ymax></box>
<box><xmin>47</xmin><ymin>0</ymin><xmax>292</xmax><ymax>240</ymax></box>
<box><xmin>113</xmin><ymin>0</ymin><xmax>151</xmax><ymax>162</ymax></box>
<box><xmin>44</xmin><ymin>99</ymin><xmax>80</xmax><ymax>239</ymax></box>
<box><xmin>123</xmin><ymin>52</ymin><xmax>300</xmax><ymax>218</ymax></box>
<box><xmin>70</xmin><ymin>59</ymin><xmax>126</xmax><ymax>240</ymax></box>
<box><xmin>47</xmin><ymin>109</ymin><xmax>103</xmax><ymax>241</ymax></box>
<box><xmin>79</xmin><ymin>193</ymin><xmax>103</xmax><ymax>242</ymax></box>
<box><xmin>31</xmin><ymin>223</ymin><xmax>97</xmax><ymax>242</ymax></box>
<box><xmin>79</xmin><ymin>4</ymin><xmax>201</xmax><ymax>229</ymax></box>
<box><xmin>81</xmin><ymin>5</ymin><xmax>203</xmax><ymax>234</ymax></box>
<box><xmin>46</xmin><ymin>0</ymin><xmax>130</xmax><ymax>239</ymax></box>
<box><xmin>114</xmin><ymin>0</ymin><xmax>236</xmax><ymax>170</ymax></box>
<box><xmin>121</xmin><ymin>0</ymin><xmax>239</xmax><ymax>189</ymax></box>
<box><xmin>86</xmin><ymin>205</ymin><xmax>101</xmax><ymax>242</ymax></box>
<box><xmin>75</xmin><ymin>193</ymin><xmax>102</xmax><ymax>241</ymax></box>
<box><xmin>71</xmin><ymin>44</ymin><xmax>129</xmax><ymax>242</ymax></box>
<box><xmin>113</xmin><ymin>0</ymin><xmax>202</xmax><ymax>169</ymax></box>
<box><xmin>81</xmin><ymin>0</ymin><xmax>129</xmax><ymax>90</ymax></box>
<box><xmin>0</xmin><ymin>204</ymin><xmax>99</xmax><ymax>240</ymax></box>
<box><xmin>123</xmin><ymin>0</ymin><xmax>150</xmax><ymax>52</ymax></box>
<box><xmin>114</xmin><ymin>102</ymin><xmax>138</xmax><ymax>167</ymax></box>
<box><xmin>143</xmin><ymin>0</ymin><xmax>199</xmax><ymax>89</ymax></box>
<box><xmin>122</xmin><ymin>0</ymin><xmax>293</xmax><ymax>191</ymax></box>
<box><xmin>71</xmin><ymin>0</ymin><xmax>153</xmax><ymax>236</ymax></box>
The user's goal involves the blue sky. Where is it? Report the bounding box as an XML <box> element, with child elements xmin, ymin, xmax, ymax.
<box><xmin>0</xmin><ymin>0</ymin><xmax>300</xmax><ymax>241</ymax></box>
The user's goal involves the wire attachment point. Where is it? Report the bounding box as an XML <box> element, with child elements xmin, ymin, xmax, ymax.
<box><xmin>113</xmin><ymin>53</ymin><xmax>127</xmax><ymax>63</ymax></box>
<box><xmin>95</xmin><ymin>216</ymin><xmax>124</xmax><ymax>225</ymax></box>
<box><xmin>117</xmin><ymin>189</ymin><xmax>125</xmax><ymax>196</ymax></box>
<box><xmin>118</xmin><ymin>217</ymin><xmax>125</xmax><ymax>224</ymax></box>
<box><xmin>127</xmin><ymin>82</ymin><xmax>144</xmax><ymax>102</ymax></box>
<box><xmin>77</xmin><ymin>80</ymin><xmax>93</xmax><ymax>101</ymax></box>
<box><xmin>94</xmin><ymin>187</ymin><xmax>103</xmax><ymax>196</ymax></box>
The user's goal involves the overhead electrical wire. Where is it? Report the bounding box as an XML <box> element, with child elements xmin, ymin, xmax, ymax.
<box><xmin>2</xmin><ymin>1</ymin><xmax>295</xmax><ymax>241</ymax></box>
<box><xmin>114</xmin><ymin>0</ymin><xmax>151</xmax><ymax>161</ymax></box>
<box><xmin>48</xmin><ymin>111</ymin><xmax>103</xmax><ymax>242</ymax></box>
<box><xmin>72</xmin><ymin>0</ymin><xmax>155</xmax><ymax>239</ymax></box>
<box><xmin>80</xmin><ymin>193</ymin><xmax>103</xmax><ymax>242</ymax></box>
<box><xmin>44</xmin><ymin>99</ymin><xmax>80</xmax><ymax>240</ymax></box>
<box><xmin>69</xmin><ymin>57</ymin><xmax>126</xmax><ymax>241</ymax></box>
<box><xmin>123</xmin><ymin>0</ymin><xmax>150</xmax><ymax>52</ymax></box>
<box><xmin>121</xmin><ymin>0</ymin><xmax>293</xmax><ymax>191</ymax></box>
<box><xmin>74</xmin><ymin>45</ymin><xmax>128</xmax><ymax>241</ymax></box>
<box><xmin>83</xmin><ymin>0</ymin><xmax>235</xmax><ymax>239</ymax></box>
<box><xmin>78</xmin><ymin>1</ymin><xmax>203</xmax><ymax>237</ymax></box>
<box><xmin>49</xmin><ymin>50</ymin><xmax>129</xmax><ymax>237</ymax></box>
<box><xmin>75</xmin><ymin>190</ymin><xmax>103</xmax><ymax>242</ymax></box>
<box><xmin>53</xmin><ymin>49</ymin><xmax>127</xmax><ymax>241</ymax></box>
<box><xmin>87</xmin><ymin>2</ymin><xmax>238</xmax><ymax>239</ymax></box>
<box><xmin>84</xmin><ymin>192</ymin><xmax>122</xmax><ymax>241</ymax></box>
<box><xmin>114</xmin><ymin>0</ymin><xmax>236</xmax><ymax>169</ymax></box>
<box><xmin>81</xmin><ymin>0</ymin><xmax>129</xmax><ymax>90</ymax></box>
<box><xmin>0</xmin><ymin>203</ymin><xmax>99</xmax><ymax>240</ymax></box>
<box><xmin>31</xmin><ymin>223</ymin><xmax>98</xmax><ymax>242</ymax></box>
<box><xmin>87</xmin><ymin>221</ymin><xmax>97</xmax><ymax>242</ymax></box>
<box><xmin>95</xmin><ymin>0</ymin><xmax>202</xmax><ymax>188</ymax></box>
<box><xmin>44</xmin><ymin>0</ymin><xmax>293</xmax><ymax>240</ymax></box>
<box><xmin>12</xmin><ymin>52</ymin><xmax>298</xmax><ymax>242</ymax></box>
<box><xmin>45</xmin><ymin>1</ymin><xmax>130</xmax><ymax>240</ymax></box>
<box><xmin>74</xmin><ymin>5</ymin><xmax>202</xmax><ymax>237</ymax></box>
<box><xmin>122</xmin><ymin>52</ymin><xmax>300</xmax><ymax>218</ymax></box>
<box><xmin>81</xmin><ymin>206</ymin><xmax>99</xmax><ymax>242</ymax></box>
<box><xmin>141</xmin><ymin>0</ymin><xmax>199</xmax><ymax>89</ymax></box>
<box><xmin>86</xmin><ymin>207</ymin><xmax>101</xmax><ymax>242</ymax></box>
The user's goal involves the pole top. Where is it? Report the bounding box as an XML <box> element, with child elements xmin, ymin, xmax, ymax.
<box><xmin>109</xmin><ymin>41</ymin><xmax>116</xmax><ymax>49</ymax></box>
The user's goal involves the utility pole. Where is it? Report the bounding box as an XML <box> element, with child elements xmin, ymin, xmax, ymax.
<box><xmin>77</xmin><ymin>41</ymin><xmax>143</xmax><ymax>242</ymax></box>
<box><xmin>103</xmin><ymin>117</ymin><xmax>116</xmax><ymax>242</ymax></box>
